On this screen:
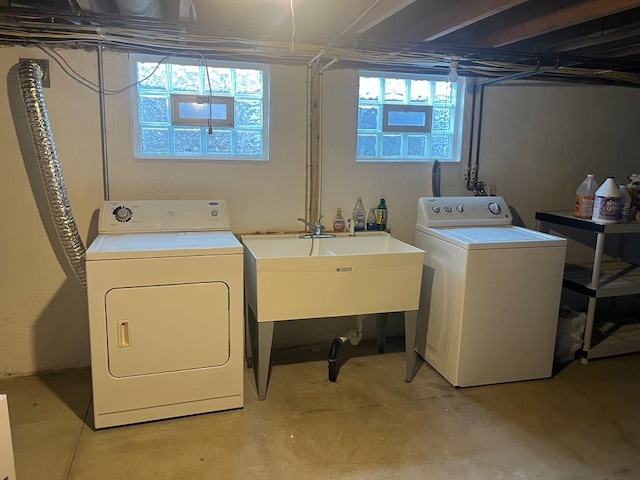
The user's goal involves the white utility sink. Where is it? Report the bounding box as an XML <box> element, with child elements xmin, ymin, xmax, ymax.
<box><xmin>241</xmin><ymin>231</ymin><xmax>425</xmax><ymax>400</ymax></box>
<box><xmin>242</xmin><ymin>232</ymin><xmax>424</xmax><ymax>321</ymax></box>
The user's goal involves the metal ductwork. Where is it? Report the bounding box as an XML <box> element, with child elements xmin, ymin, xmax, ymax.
<box><xmin>17</xmin><ymin>60</ymin><xmax>87</xmax><ymax>289</ymax></box>
<box><xmin>115</xmin><ymin>0</ymin><xmax>162</xmax><ymax>18</ymax></box>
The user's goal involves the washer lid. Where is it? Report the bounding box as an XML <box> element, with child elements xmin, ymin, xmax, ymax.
<box><xmin>421</xmin><ymin>226</ymin><xmax>566</xmax><ymax>249</ymax></box>
<box><xmin>86</xmin><ymin>231</ymin><xmax>242</xmax><ymax>260</ymax></box>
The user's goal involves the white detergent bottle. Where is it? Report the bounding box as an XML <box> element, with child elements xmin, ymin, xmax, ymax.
<box><xmin>591</xmin><ymin>177</ymin><xmax>621</xmax><ymax>223</ymax></box>
<box><xmin>619</xmin><ymin>184</ymin><xmax>631</xmax><ymax>222</ymax></box>
<box><xmin>574</xmin><ymin>174</ymin><xmax>598</xmax><ymax>219</ymax></box>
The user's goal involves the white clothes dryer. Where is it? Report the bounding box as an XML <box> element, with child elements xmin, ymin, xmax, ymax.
<box><xmin>414</xmin><ymin>196</ymin><xmax>567</xmax><ymax>387</ymax></box>
<box><xmin>86</xmin><ymin>200</ymin><xmax>243</xmax><ymax>429</ymax></box>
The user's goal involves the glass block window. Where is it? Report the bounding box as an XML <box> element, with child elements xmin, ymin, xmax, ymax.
<box><xmin>356</xmin><ymin>71</ymin><xmax>465</xmax><ymax>162</ymax></box>
<box><xmin>131</xmin><ymin>54</ymin><xmax>269</xmax><ymax>160</ymax></box>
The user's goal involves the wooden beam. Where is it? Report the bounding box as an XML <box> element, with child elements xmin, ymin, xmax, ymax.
<box><xmin>464</xmin><ymin>0</ymin><xmax>640</xmax><ymax>48</ymax></box>
<box><xmin>421</xmin><ymin>0</ymin><xmax>531</xmax><ymax>41</ymax></box>
<box><xmin>352</xmin><ymin>0</ymin><xmax>417</xmax><ymax>34</ymax></box>
<box><xmin>591</xmin><ymin>43</ymin><xmax>640</xmax><ymax>58</ymax></box>
<box><xmin>364</xmin><ymin>0</ymin><xmax>529</xmax><ymax>43</ymax></box>
<box><xmin>553</xmin><ymin>21</ymin><xmax>640</xmax><ymax>53</ymax></box>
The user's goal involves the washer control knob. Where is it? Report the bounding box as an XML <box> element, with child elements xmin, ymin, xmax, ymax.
<box><xmin>456</xmin><ymin>204</ymin><xmax>464</xmax><ymax>213</ymax></box>
<box><xmin>113</xmin><ymin>206</ymin><xmax>132</xmax><ymax>222</ymax></box>
<box><xmin>444</xmin><ymin>205</ymin><xmax>452</xmax><ymax>213</ymax></box>
<box><xmin>211</xmin><ymin>209</ymin><xmax>219</xmax><ymax>217</ymax></box>
<box><xmin>488</xmin><ymin>202</ymin><xmax>502</xmax><ymax>215</ymax></box>
<box><xmin>432</xmin><ymin>206</ymin><xmax>441</xmax><ymax>213</ymax></box>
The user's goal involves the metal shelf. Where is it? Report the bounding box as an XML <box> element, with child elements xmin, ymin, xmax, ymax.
<box><xmin>535</xmin><ymin>211</ymin><xmax>640</xmax><ymax>234</ymax></box>
<box><xmin>586</xmin><ymin>321</ymin><xmax>640</xmax><ymax>360</ymax></box>
<box><xmin>536</xmin><ymin>211</ymin><xmax>640</xmax><ymax>361</ymax></box>
<box><xmin>563</xmin><ymin>261</ymin><xmax>640</xmax><ymax>297</ymax></box>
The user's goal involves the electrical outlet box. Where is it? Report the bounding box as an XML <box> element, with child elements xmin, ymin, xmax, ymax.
<box><xmin>19</xmin><ymin>58</ymin><xmax>50</xmax><ymax>87</ymax></box>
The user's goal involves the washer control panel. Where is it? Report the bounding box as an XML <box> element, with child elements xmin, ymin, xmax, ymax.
<box><xmin>417</xmin><ymin>196</ymin><xmax>511</xmax><ymax>228</ymax></box>
<box><xmin>98</xmin><ymin>200</ymin><xmax>230</xmax><ymax>234</ymax></box>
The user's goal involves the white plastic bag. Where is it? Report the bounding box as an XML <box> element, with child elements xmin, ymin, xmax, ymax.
<box><xmin>555</xmin><ymin>306</ymin><xmax>586</xmax><ymax>363</ymax></box>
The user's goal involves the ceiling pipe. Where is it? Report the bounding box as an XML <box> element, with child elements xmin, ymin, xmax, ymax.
<box><xmin>114</xmin><ymin>0</ymin><xmax>162</xmax><ymax>18</ymax></box>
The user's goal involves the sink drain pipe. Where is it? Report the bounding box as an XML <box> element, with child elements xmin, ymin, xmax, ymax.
<box><xmin>328</xmin><ymin>315</ymin><xmax>364</xmax><ymax>382</ymax></box>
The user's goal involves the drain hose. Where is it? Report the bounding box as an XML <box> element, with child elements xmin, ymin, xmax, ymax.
<box><xmin>328</xmin><ymin>337</ymin><xmax>345</xmax><ymax>383</ymax></box>
<box><xmin>18</xmin><ymin>60</ymin><xmax>87</xmax><ymax>289</ymax></box>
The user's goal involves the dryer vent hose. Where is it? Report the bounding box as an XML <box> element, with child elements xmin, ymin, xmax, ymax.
<box><xmin>18</xmin><ymin>60</ymin><xmax>87</xmax><ymax>289</ymax></box>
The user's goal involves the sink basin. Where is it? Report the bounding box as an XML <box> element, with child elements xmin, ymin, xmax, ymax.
<box><xmin>242</xmin><ymin>232</ymin><xmax>425</xmax><ymax>322</ymax></box>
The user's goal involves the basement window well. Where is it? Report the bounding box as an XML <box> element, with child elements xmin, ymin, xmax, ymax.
<box><xmin>356</xmin><ymin>71</ymin><xmax>465</xmax><ymax>162</ymax></box>
<box><xmin>130</xmin><ymin>54</ymin><xmax>269</xmax><ymax>160</ymax></box>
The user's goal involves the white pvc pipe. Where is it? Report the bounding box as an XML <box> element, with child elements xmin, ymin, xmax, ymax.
<box><xmin>341</xmin><ymin>315</ymin><xmax>365</xmax><ymax>346</ymax></box>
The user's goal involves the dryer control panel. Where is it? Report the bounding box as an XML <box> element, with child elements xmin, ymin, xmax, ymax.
<box><xmin>98</xmin><ymin>200</ymin><xmax>231</xmax><ymax>234</ymax></box>
<box><xmin>417</xmin><ymin>196</ymin><xmax>511</xmax><ymax>228</ymax></box>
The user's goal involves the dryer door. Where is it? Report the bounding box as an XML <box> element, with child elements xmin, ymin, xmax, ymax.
<box><xmin>106</xmin><ymin>282</ymin><xmax>229</xmax><ymax>377</ymax></box>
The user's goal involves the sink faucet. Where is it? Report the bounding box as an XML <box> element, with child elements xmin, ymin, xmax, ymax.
<box><xmin>297</xmin><ymin>215</ymin><xmax>324</xmax><ymax>236</ymax></box>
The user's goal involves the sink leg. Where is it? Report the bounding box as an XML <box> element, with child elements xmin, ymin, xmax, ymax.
<box><xmin>376</xmin><ymin>313</ymin><xmax>388</xmax><ymax>353</ymax></box>
<box><xmin>404</xmin><ymin>310</ymin><xmax>418</xmax><ymax>382</ymax></box>
<box><xmin>256</xmin><ymin>321</ymin><xmax>275</xmax><ymax>401</ymax></box>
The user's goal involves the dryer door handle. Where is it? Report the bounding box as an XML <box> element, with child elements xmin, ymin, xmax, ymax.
<box><xmin>117</xmin><ymin>320</ymin><xmax>131</xmax><ymax>348</ymax></box>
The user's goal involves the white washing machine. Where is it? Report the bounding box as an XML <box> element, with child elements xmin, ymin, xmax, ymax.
<box><xmin>86</xmin><ymin>200</ymin><xmax>244</xmax><ymax>429</ymax></box>
<box><xmin>414</xmin><ymin>196</ymin><xmax>567</xmax><ymax>387</ymax></box>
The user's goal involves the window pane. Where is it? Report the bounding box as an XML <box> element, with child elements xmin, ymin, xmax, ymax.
<box><xmin>138</xmin><ymin>62</ymin><xmax>167</xmax><ymax>90</ymax></box>
<box><xmin>178</xmin><ymin>101</ymin><xmax>208</xmax><ymax>119</ymax></box>
<box><xmin>174</xmin><ymin>128</ymin><xmax>202</xmax><ymax>155</ymax></box>
<box><xmin>382</xmin><ymin>135</ymin><xmax>402</xmax><ymax>157</ymax></box>
<box><xmin>132</xmin><ymin>55</ymin><xmax>268</xmax><ymax>160</ymax></box>
<box><xmin>236</xmin><ymin>99</ymin><xmax>262</xmax><ymax>127</ymax></box>
<box><xmin>236</xmin><ymin>131</ymin><xmax>262</xmax><ymax>156</ymax></box>
<box><xmin>139</xmin><ymin>95</ymin><xmax>169</xmax><ymax>123</ymax></box>
<box><xmin>359</xmin><ymin>77</ymin><xmax>380</xmax><ymax>101</ymax></box>
<box><xmin>410</xmin><ymin>80</ymin><xmax>430</xmax><ymax>103</ymax></box>
<box><xmin>207</xmin><ymin>67</ymin><xmax>232</xmax><ymax>94</ymax></box>
<box><xmin>407</xmin><ymin>135</ymin><xmax>428</xmax><ymax>157</ymax></box>
<box><xmin>384</xmin><ymin>78</ymin><xmax>406</xmax><ymax>102</ymax></box>
<box><xmin>356</xmin><ymin>135</ymin><xmax>378</xmax><ymax>157</ymax></box>
<box><xmin>432</xmin><ymin>108</ymin><xmax>453</xmax><ymax>132</ymax></box>
<box><xmin>141</xmin><ymin>127</ymin><xmax>170</xmax><ymax>154</ymax></box>
<box><xmin>235</xmin><ymin>69</ymin><xmax>262</xmax><ymax>95</ymax></box>
<box><xmin>431</xmin><ymin>135</ymin><xmax>452</xmax><ymax>159</ymax></box>
<box><xmin>358</xmin><ymin>106</ymin><xmax>379</xmax><ymax>130</ymax></box>
<box><xmin>388</xmin><ymin>110</ymin><xmax>426</xmax><ymax>127</ymax></box>
<box><xmin>356</xmin><ymin>71</ymin><xmax>463</xmax><ymax>162</ymax></box>
<box><xmin>178</xmin><ymin>101</ymin><xmax>228</xmax><ymax>120</ymax></box>
<box><xmin>170</xmin><ymin>65</ymin><xmax>201</xmax><ymax>92</ymax></box>
<box><xmin>206</xmin><ymin>130</ymin><xmax>232</xmax><ymax>155</ymax></box>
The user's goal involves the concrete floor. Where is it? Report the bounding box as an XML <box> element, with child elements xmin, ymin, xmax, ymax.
<box><xmin>2</xmin><ymin>341</ymin><xmax>640</xmax><ymax>480</ymax></box>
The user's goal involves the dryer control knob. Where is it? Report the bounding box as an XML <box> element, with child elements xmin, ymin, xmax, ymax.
<box><xmin>432</xmin><ymin>206</ymin><xmax>441</xmax><ymax>213</ymax></box>
<box><xmin>488</xmin><ymin>202</ymin><xmax>502</xmax><ymax>215</ymax></box>
<box><xmin>113</xmin><ymin>206</ymin><xmax>132</xmax><ymax>222</ymax></box>
<box><xmin>456</xmin><ymin>204</ymin><xmax>464</xmax><ymax>212</ymax></box>
<box><xmin>444</xmin><ymin>205</ymin><xmax>452</xmax><ymax>213</ymax></box>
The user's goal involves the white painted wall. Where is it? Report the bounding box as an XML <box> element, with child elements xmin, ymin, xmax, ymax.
<box><xmin>2</xmin><ymin>45</ymin><xmax>640</xmax><ymax>375</ymax></box>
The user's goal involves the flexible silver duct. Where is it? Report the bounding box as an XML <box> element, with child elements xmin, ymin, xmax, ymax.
<box><xmin>115</xmin><ymin>0</ymin><xmax>162</xmax><ymax>18</ymax></box>
<box><xmin>18</xmin><ymin>60</ymin><xmax>87</xmax><ymax>289</ymax></box>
